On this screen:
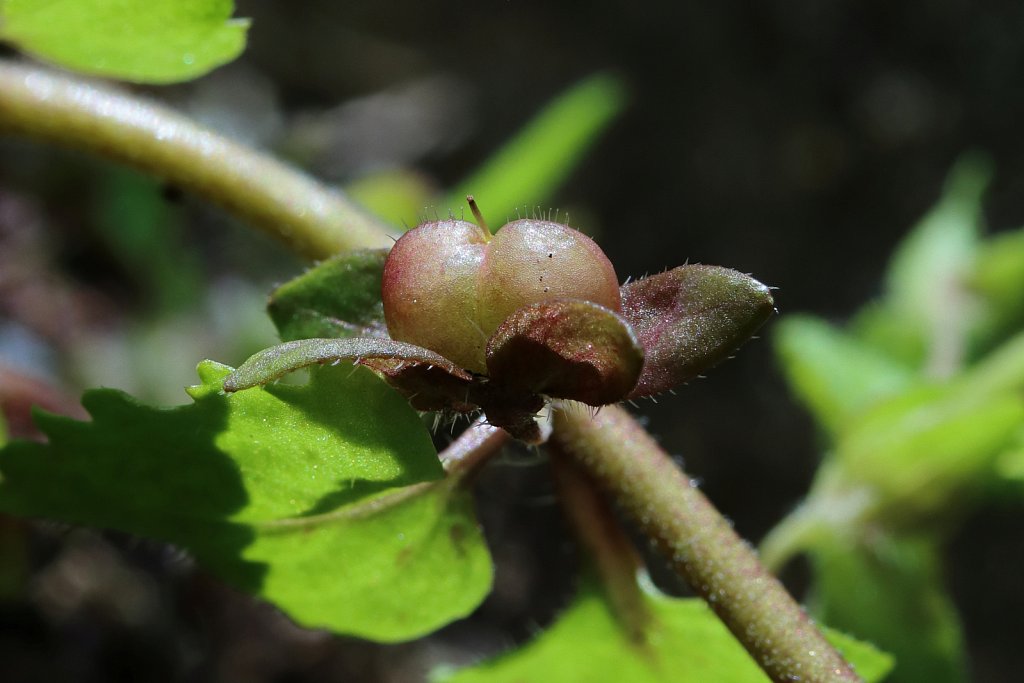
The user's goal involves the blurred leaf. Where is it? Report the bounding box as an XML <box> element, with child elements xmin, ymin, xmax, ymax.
<box><xmin>268</xmin><ymin>249</ymin><xmax>389</xmax><ymax>341</ymax></box>
<box><xmin>955</xmin><ymin>329</ymin><xmax>1024</xmax><ymax>402</ymax></box>
<box><xmin>968</xmin><ymin>228</ymin><xmax>1024</xmax><ymax>353</ymax></box>
<box><xmin>95</xmin><ymin>167</ymin><xmax>203</xmax><ymax>312</ymax></box>
<box><xmin>0</xmin><ymin>0</ymin><xmax>248</xmax><ymax>84</ymax></box>
<box><xmin>775</xmin><ymin>315</ymin><xmax>915</xmax><ymax>435</ymax></box>
<box><xmin>437</xmin><ymin>580</ymin><xmax>892</xmax><ymax>683</ymax></box>
<box><xmin>836</xmin><ymin>384</ymin><xmax>1024</xmax><ymax>526</ymax></box>
<box><xmin>0</xmin><ymin>361</ymin><xmax>491</xmax><ymax>641</ymax></box>
<box><xmin>993</xmin><ymin>426</ymin><xmax>1024</xmax><ymax>492</ymax></box>
<box><xmin>620</xmin><ymin>265</ymin><xmax>775</xmax><ymax>398</ymax></box>
<box><xmin>345</xmin><ymin>168</ymin><xmax>437</xmax><ymax>230</ymax></box>
<box><xmin>971</xmin><ymin>228</ymin><xmax>1024</xmax><ymax>307</ymax></box>
<box><xmin>853</xmin><ymin>154</ymin><xmax>992</xmax><ymax>372</ymax></box>
<box><xmin>444</xmin><ymin>73</ymin><xmax>627</xmax><ymax>230</ymax></box>
<box><xmin>810</xmin><ymin>534</ymin><xmax>966</xmax><ymax>683</ymax></box>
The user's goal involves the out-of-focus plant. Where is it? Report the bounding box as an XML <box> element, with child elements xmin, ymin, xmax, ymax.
<box><xmin>763</xmin><ymin>155</ymin><xmax>1024</xmax><ymax>682</ymax></box>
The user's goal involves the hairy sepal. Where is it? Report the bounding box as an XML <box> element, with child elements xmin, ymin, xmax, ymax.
<box><xmin>223</xmin><ymin>338</ymin><xmax>471</xmax><ymax>392</ymax></box>
<box><xmin>486</xmin><ymin>299</ymin><xmax>643</xmax><ymax>406</ymax></box>
<box><xmin>621</xmin><ymin>265</ymin><xmax>774</xmax><ymax>398</ymax></box>
<box><xmin>225</xmin><ymin>339</ymin><xmax>548</xmax><ymax>442</ymax></box>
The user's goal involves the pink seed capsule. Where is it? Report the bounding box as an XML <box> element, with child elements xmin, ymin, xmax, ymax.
<box><xmin>382</xmin><ymin>216</ymin><xmax>621</xmax><ymax>374</ymax></box>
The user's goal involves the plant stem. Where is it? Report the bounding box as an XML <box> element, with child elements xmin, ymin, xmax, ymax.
<box><xmin>438</xmin><ymin>416</ymin><xmax>509</xmax><ymax>473</ymax></box>
<box><xmin>0</xmin><ymin>61</ymin><xmax>394</xmax><ymax>259</ymax></box>
<box><xmin>550</xmin><ymin>451</ymin><xmax>651</xmax><ymax>645</ymax></box>
<box><xmin>552</xmin><ymin>403</ymin><xmax>862</xmax><ymax>683</ymax></box>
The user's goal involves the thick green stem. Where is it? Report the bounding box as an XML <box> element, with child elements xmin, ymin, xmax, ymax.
<box><xmin>552</xmin><ymin>403</ymin><xmax>862</xmax><ymax>683</ymax></box>
<box><xmin>0</xmin><ymin>60</ymin><xmax>394</xmax><ymax>259</ymax></box>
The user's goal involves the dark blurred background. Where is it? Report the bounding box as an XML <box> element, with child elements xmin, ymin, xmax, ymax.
<box><xmin>1</xmin><ymin>1</ymin><xmax>1023</xmax><ymax>681</ymax></box>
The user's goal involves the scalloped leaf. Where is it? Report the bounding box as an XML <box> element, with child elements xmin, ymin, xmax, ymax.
<box><xmin>486</xmin><ymin>299</ymin><xmax>644</xmax><ymax>406</ymax></box>
<box><xmin>621</xmin><ymin>265</ymin><xmax>774</xmax><ymax>398</ymax></box>
<box><xmin>436</xmin><ymin>580</ymin><xmax>892</xmax><ymax>683</ymax></box>
<box><xmin>0</xmin><ymin>361</ymin><xmax>491</xmax><ymax>642</ymax></box>
<box><xmin>0</xmin><ymin>0</ymin><xmax>248</xmax><ymax>84</ymax></box>
<box><xmin>268</xmin><ymin>249</ymin><xmax>390</xmax><ymax>342</ymax></box>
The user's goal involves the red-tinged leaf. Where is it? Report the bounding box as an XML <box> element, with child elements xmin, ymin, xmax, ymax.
<box><xmin>621</xmin><ymin>265</ymin><xmax>774</xmax><ymax>398</ymax></box>
<box><xmin>361</xmin><ymin>359</ymin><xmax>478</xmax><ymax>413</ymax></box>
<box><xmin>474</xmin><ymin>386</ymin><xmax>548</xmax><ymax>444</ymax></box>
<box><xmin>486</xmin><ymin>299</ymin><xmax>644</xmax><ymax>406</ymax></box>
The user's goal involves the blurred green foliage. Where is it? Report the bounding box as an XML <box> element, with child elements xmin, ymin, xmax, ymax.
<box><xmin>768</xmin><ymin>154</ymin><xmax>1024</xmax><ymax>681</ymax></box>
<box><xmin>348</xmin><ymin>73</ymin><xmax>627</xmax><ymax>232</ymax></box>
<box><xmin>445</xmin><ymin>73</ymin><xmax>627</xmax><ymax>231</ymax></box>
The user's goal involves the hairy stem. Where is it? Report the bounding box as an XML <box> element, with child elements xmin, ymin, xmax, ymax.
<box><xmin>0</xmin><ymin>60</ymin><xmax>394</xmax><ymax>259</ymax></box>
<box><xmin>552</xmin><ymin>403</ymin><xmax>862</xmax><ymax>683</ymax></box>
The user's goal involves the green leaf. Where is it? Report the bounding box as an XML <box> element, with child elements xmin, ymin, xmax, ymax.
<box><xmin>774</xmin><ymin>315</ymin><xmax>915</xmax><ymax>435</ymax></box>
<box><xmin>852</xmin><ymin>153</ymin><xmax>992</xmax><ymax>371</ymax></box>
<box><xmin>0</xmin><ymin>0</ymin><xmax>249</xmax><ymax>84</ymax></box>
<box><xmin>0</xmin><ymin>361</ymin><xmax>492</xmax><ymax>641</ymax></box>
<box><xmin>620</xmin><ymin>265</ymin><xmax>775</xmax><ymax>398</ymax></box>
<box><xmin>809</xmin><ymin>534</ymin><xmax>966</xmax><ymax>683</ymax></box>
<box><xmin>835</xmin><ymin>384</ymin><xmax>1024</xmax><ymax>526</ymax></box>
<box><xmin>436</xmin><ymin>580</ymin><xmax>892</xmax><ymax>683</ymax></box>
<box><xmin>993</xmin><ymin>426</ymin><xmax>1024</xmax><ymax>493</ymax></box>
<box><xmin>444</xmin><ymin>73</ymin><xmax>627</xmax><ymax>230</ymax></box>
<box><xmin>268</xmin><ymin>249</ymin><xmax>390</xmax><ymax>342</ymax></box>
<box><xmin>968</xmin><ymin>229</ymin><xmax>1024</xmax><ymax>353</ymax></box>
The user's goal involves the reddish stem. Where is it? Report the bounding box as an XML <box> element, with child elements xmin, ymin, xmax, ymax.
<box><xmin>552</xmin><ymin>403</ymin><xmax>862</xmax><ymax>683</ymax></box>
